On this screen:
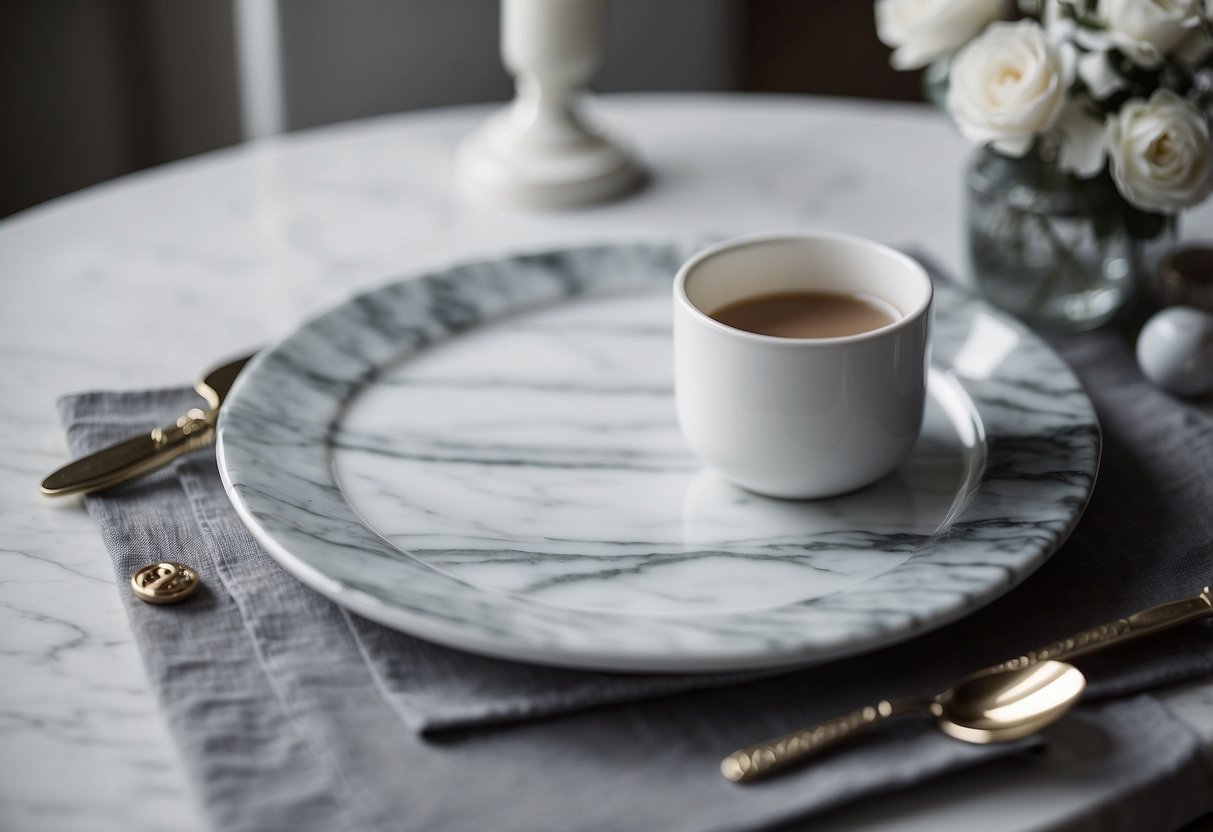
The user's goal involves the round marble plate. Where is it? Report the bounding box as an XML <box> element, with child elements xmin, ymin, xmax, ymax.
<box><xmin>217</xmin><ymin>242</ymin><xmax>1100</xmax><ymax>672</ymax></box>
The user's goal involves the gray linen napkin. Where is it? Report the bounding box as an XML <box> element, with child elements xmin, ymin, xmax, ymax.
<box><xmin>59</xmin><ymin>299</ymin><xmax>1213</xmax><ymax>832</ymax></box>
<box><xmin>301</xmin><ymin>315</ymin><xmax>1213</xmax><ymax>736</ymax></box>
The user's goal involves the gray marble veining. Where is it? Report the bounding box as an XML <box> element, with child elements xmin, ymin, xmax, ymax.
<box><xmin>7</xmin><ymin>95</ymin><xmax>1213</xmax><ymax>831</ymax></box>
<box><xmin>217</xmin><ymin>241</ymin><xmax>1099</xmax><ymax>672</ymax></box>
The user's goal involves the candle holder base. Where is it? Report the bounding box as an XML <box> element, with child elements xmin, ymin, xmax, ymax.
<box><xmin>456</xmin><ymin>110</ymin><xmax>644</xmax><ymax>210</ymax></box>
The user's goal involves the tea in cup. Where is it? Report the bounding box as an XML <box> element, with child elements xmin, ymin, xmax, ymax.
<box><xmin>673</xmin><ymin>231</ymin><xmax>932</xmax><ymax>499</ymax></box>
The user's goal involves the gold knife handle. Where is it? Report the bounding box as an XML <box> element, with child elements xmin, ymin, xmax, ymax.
<box><xmin>721</xmin><ymin>697</ymin><xmax>932</xmax><ymax>783</ymax></box>
<box><xmin>986</xmin><ymin>587</ymin><xmax>1213</xmax><ymax>674</ymax></box>
<box><xmin>41</xmin><ymin>409</ymin><xmax>215</xmax><ymax>497</ymax></box>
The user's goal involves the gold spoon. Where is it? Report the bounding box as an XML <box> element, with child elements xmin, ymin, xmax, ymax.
<box><xmin>721</xmin><ymin>659</ymin><xmax>1085</xmax><ymax>783</ymax></box>
<box><xmin>41</xmin><ymin>353</ymin><xmax>253</xmax><ymax>497</ymax></box>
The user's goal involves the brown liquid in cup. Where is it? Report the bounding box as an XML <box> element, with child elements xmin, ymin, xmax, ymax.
<box><xmin>709</xmin><ymin>290</ymin><xmax>898</xmax><ymax>339</ymax></box>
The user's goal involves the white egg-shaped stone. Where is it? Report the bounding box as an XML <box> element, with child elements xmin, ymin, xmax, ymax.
<box><xmin>1136</xmin><ymin>306</ymin><xmax>1213</xmax><ymax>397</ymax></box>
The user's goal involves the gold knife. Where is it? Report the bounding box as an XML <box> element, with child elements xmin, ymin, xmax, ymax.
<box><xmin>41</xmin><ymin>354</ymin><xmax>253</xmax><ymax>497</ymax></box>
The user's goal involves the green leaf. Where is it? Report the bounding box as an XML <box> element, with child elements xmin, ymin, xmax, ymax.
<box><xmin>1076</xmin><ymin>172</ymin><xmax>1125</xmax><ymax>240</ymax></box>
<box><xmin>1123</xmin><ymin>207</ymin><xmax>1168</xmax><ymax>240</ymax></box>
<box><xmin>1091</xmin><ymin>206</ymin><xmax>1121</xmax><ymax>241</ymax></box>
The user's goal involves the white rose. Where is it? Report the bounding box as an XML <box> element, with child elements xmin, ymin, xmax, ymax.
<box><xmin>1106</xmin><ymin>90</ymin><xmax>1213</xmax><ymax>213</ymax></box>
<box><xmin>1097</xmin><ymin>0</ymin><xmax>1202</xmax><ymax>68</ymax></box>
<box><xmin>946</xmin><ymin>20</ymin><xmax>1073</xmax><ymax>157</ymax></box>
<box><xmin>876</xmin><ymin>0</ymin><xmax>1004</xmax><ymax>70</ymax></box>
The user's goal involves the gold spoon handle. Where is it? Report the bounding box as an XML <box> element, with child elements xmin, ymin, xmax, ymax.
<box><xmin>985</xmin><ymin>587</ymin><xmax>1213</xmax><ymax>674</ymax></box>
<box><xmin>721</xmin><ymin>697</ymin><xmax>933</xmax><ymax>783</ymax></box>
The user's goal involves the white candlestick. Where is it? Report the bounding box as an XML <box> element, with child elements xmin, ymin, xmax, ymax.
<box><xmin>456</xmin><ymin>0</ymin><xmax>644</xmax><ymax>209</ymax></box>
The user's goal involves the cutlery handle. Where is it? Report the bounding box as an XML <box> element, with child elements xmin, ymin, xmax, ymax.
<box><xmin>986</xmin><ymin>588</ymin><xmax>1213</xmax><ymax>674</ymax></box>
<box><xmin>721</xmin><ymin>697</ymin><xmax>931</xmax><ymax>783</ymax></box>
<box><xmin>41</xmin><ymin>409</ymin><xmax>215</xmax><ymax>497</ymax></box>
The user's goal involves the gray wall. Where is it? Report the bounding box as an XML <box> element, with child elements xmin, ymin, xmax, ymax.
<box><xmin>2</xmin><ymin>0</ymin><xmax>741</xmax><ymax>218</ymax></box>
<box><xmin>281</xmin><ymin>0</ymin><xmax>740</xmax><ymax>130</ymax></box>
<box><xmin>2</xmin><ymin>1</ymin><xmax>910</xmax><ymax>218</ymax></box>
<box><xmin>0</xmin><ymin>1</ymin><xmax>240</xmax><ymax>218</ymax></box>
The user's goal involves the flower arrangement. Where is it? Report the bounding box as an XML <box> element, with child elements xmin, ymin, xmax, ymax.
<box><xmin>878</xmin><ymin>0</ymin><xmax>1213</xmax><ymax>212</ymax></box>
<box><xmin>876</xmin><ymin>0</ymin><xmax>1213</xmax><ymax>330</ymax></box>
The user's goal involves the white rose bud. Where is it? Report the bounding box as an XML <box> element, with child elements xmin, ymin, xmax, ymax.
<box><xmin>1106</xmin><ymin>90</ymin><xmax>1213</xmax><ymax>213</ymax></box>
<box><xmin>1057</xmin><ymin>101</ymin><xmax>1108</xmax><ymax>177</ymax></box>
<box><xmin>876</xmin><ymin>0</ymin><xmax>1004</xmax><ymax>70</ymax></box>
<box><xmin>946</xmin><ymin>20</ymin><xmax>1072</xmax><ymax>157</ymax></box>
<box><xmin>1175</xmin><ymin>0</ymin><xmax>1213</xmax><ymax>65</ymax></box>
<box><xmin>1097</xmin><ymin>0</ymin><xmax>1202</xmax><ymax>68</ymax></box>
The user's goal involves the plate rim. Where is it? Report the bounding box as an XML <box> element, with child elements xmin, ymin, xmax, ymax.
<box><xmin>217</xmin><ymin>240</ymin><xmax>1101</xmax><ymax>672</ymax></box>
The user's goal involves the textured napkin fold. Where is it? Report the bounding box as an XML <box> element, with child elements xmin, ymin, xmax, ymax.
<box><xmin>59</xmin><ymin>269</ymin><xmax>1213</xmax><ymax>832</ymax></box>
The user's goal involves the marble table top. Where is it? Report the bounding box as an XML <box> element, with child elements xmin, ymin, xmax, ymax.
<box><xmin>1</xmin><ymin>93</ymin><xmax>1210</xmax><ymax>831</ymax></box>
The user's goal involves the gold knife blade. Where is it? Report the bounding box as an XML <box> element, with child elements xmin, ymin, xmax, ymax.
<box><xmin>41</xmin><ymin>353</ymin><xmax>253</xmax><ymax>497</ymax></box>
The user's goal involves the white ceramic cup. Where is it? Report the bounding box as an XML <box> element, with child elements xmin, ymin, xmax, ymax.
<box><xmin>673</xmin><ymin>231</ymin><xmax>933</xmax><ymax>499</ymax></box>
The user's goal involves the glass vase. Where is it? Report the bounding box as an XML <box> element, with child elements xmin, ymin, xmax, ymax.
<box><xmin>966</xmin><ymin>146</ymin><xmax>1177</xmax><ymax>333</ymax></box>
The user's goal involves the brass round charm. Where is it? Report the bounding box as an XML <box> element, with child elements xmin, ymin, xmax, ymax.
<box><xmin>130</xmin><ymin>561</ymin><xmax>200</xmax><ymax>605</ymax></box>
